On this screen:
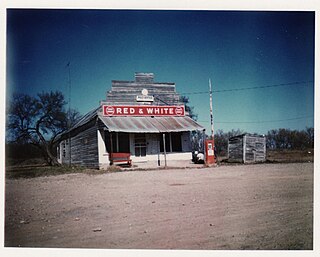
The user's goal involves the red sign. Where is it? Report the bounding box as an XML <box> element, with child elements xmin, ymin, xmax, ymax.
<box><xmin>103</xmin><ymin>105</ymin><xmax>185</xmax><ymax>117</ymax></box>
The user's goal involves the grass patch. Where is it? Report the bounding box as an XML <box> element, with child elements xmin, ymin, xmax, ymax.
<box><xmin>106</xmin><ymin>165</ymin><xmax>123</xmax><ymax>173</ymax></box>
<box><xmin>84</xmin><ymin>165</ymin><xmax>122</xmax><ymax>175</ymax></box>
<box><xmin>6</xmin><ymin>165</ymin><xmax>99</xmax><ymax>179</ymax></box>
<box><xmin>6</xmin><ymin>163</ymin><xmax>127</xmax><ymax>179</ymax></box>
<box><xmin>267</xmin><ymin>149</ymin><xmax>313</xmax><ymax>163</ymax></box>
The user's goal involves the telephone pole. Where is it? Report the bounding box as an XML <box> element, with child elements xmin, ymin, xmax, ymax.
<box><xmin>67</xmin><ymin>62</ymin><xmax>72</xmax><ymax>166</ymax></box>
<box><xmin>209</xmin><ymin>78</ymin><xmax>214</xmax><ymax>139</ymax></box>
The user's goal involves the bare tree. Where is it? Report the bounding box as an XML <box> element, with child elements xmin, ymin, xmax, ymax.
<box><xmin>266</xmin><ymin>128</ymin><xmax>314</xmax><ymax>150</ymax></box>
<box><xmin>7</xmin><ymin>91</ymin><xmax>81</xmax><ymax>166</ymax></box>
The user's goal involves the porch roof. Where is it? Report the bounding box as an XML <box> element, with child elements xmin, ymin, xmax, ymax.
<box><xmin>98</xmin><ymin>115</ymin><xmax>204</xmax><ymax>133</ymax></box>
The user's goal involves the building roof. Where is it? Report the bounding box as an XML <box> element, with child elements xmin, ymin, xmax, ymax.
<box><xmin>57</xmin><ymin>106</ymin><xmax>204</xmax><ymax>142</ymax></box>
<box><xmin>70</xmin><ymin>106</ymin><xmax>100</xmax><ymax>130</ymax></box>
<box><xmin>98</xmin><ymin>114</ymin><xmax>204</xmax><ymax>133</ymax></box>
<box><xmin>229</xmin><ymin>133</ymin><xmax>266</xmax><ymax>140</ymax></box>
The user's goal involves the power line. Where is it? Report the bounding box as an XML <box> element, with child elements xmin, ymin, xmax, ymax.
<box><xmin>198</xmin><ymin>115</ymin><xmax>313</xmax><ymax>124</ymax></box>
<box><xmin>181</xmin><ymin>80</ymin><xmax>313</xmax><ymax>95</ymax></box>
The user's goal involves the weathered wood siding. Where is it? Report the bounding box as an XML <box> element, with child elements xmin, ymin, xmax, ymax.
<box><xmin>103</xmin><ymin>72</ymin><xmax>182</xmax><ymax>106</ymax></box>
<box><xmin>228</xmin><ymin>136</ymin><xmax>244</xmax><ymax>162</ymax></box>
<box><xmin>60</xmin><ymin>121</ymin><xmax>99</xmax><ymax>168</ymax></box>
<box><xmin>244</xmin><ymin>135</ymin><xmax>266</xmax><ymax>163</ymax></box>
<box><xmin>228</xmin><ymin>134</ymin><xmax>266</xmax><ymax>163</ymax></box>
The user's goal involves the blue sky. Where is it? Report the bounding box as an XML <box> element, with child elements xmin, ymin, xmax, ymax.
<box><xmin>6</xmin><ymin>9</ymin><xmax>314</xmax><ymax>134</ymax></box>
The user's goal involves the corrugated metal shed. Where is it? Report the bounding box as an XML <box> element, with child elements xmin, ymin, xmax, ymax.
<box><xmin>98</xmin><ymin>115</ymin><xmax>204</xmax><ymax>133</ymax></box>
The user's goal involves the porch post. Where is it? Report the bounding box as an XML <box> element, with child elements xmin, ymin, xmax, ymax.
<box><xmin>110</xmin><ymin>132</ymin><xmax>113</xmax><ymax>165</ymax></box>
<box><xmin>163</xmin><ymin>133</ymin><xmax>167</xmax><ymax>168</ymax></box>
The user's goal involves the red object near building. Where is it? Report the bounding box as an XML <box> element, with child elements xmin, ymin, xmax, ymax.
<box><xmin>205</xmin><ymin>139</ymin><xmax>215</xmax><ymax>165</ymax></box>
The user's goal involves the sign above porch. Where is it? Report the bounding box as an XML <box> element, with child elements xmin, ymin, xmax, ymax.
<box><xmin>136</xmin><ymin>88</ymin><xmax>154</xmax><ymax>102</ymax></box>
<box><xmin>103</xmin><ymin>105</ymin><xmax>185</xmax><ymax>117</ymax></box>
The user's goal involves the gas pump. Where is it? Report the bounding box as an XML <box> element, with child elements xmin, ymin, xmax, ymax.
<box><xmin>205</xmin><ymin>139</ymin><xmax>215</xmax><ymax>165</ymax></box>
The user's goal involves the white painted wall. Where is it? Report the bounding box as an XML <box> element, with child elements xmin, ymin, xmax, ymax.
<box><xmin>57</xmin><ymin>141</ymin><xmax>62</xmax><ymax>164</ymax></box>
<box><xmin>97</xmin><ymin>131</ymin><xmax>193</xmax><ymax>169</ymax></box>
<box><xmin>58</xmin><ymin>140</ymin><xmax>70</xmax><ymax>165</ymax></box>
<box><xmin>131</xmin><ymin>152</ymin><xmax>191</xmax><ymax>162</ymax></box>
<box><xmin>97</xmin><ymin>129</ymin><xmax>110</xmax><ymax>169</ymax></box>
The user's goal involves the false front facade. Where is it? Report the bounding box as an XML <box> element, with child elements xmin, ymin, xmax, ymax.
<box><xmin>57</xmin><ymin>73</ymin><xmax>204</xmax><ymax>169</ymax></box>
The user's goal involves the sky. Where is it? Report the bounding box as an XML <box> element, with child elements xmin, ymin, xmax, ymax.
<box><xmin>6</xmin><ymin>9</ymin><xmax>315</xmax><ymax>135</ymax></box>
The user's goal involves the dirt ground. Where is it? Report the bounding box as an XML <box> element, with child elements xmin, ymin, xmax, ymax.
<box><xmin>4</xmin><ymin>162</ymin><xmax>313</xmax><ymax>250</ymax></box>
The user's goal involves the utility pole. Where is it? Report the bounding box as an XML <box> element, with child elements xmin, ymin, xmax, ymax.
<box><xmin>67</xmin><ymin>62</ymin><xmax>72</xmax><ymax>166</ymax></box>
<box><xmin>209</xmin><ymin>78</ymin><xmax>214</xmax><ymax>139</ymax></box>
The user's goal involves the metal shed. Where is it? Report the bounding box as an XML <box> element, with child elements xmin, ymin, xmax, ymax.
<box><xmin>228</xmin><ymin>134</ymin><xmax>266</xmax><ymax>163</ymax></box>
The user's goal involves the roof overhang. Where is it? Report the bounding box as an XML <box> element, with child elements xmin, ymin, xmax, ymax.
<box><xmin>98</xmin><ymin>115</ymin><xmax>204</xmax><ymax>133</ymax></box>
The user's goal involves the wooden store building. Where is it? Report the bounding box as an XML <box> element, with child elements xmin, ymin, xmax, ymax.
<box><xmin>57</xmin><ymin>73</ymin><xmax>204</xmax><ymax>169</ymax></box>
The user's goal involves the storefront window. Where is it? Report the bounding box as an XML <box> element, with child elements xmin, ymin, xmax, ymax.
<box><xmin>105</xmin><ymin>132</ymin><xmax>130</xmax><ymax>153</ymax></box>
<box><xmin>118</xmin><ymin>133</ymin><xmax>130</xmax><ymax>152</ymax></box>
<box><xmin>134</xmin><ymin>134</ymin><xmax>146</xmax><ymax>157</ymax></box>
<box><xmin>171</xmin><ymin>132</ymin><xmax>182</xmax><ymax>152</ymax></box>
<box><xmin>160</xmin><ymin>132</ymin><xmax>182</xmax><ymax>152</ymax></box>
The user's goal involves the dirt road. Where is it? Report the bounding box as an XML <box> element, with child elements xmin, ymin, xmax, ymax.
<box><xmin>5</xmin><ymin>163</ymin><xmax>313</xmax><ymax>250</ymax></box>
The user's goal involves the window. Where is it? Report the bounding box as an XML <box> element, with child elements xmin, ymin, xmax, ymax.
<box><xmin>105</xmin><ymin>132</ymin><xmax>130</xmax><ymax>153</ymax></box>
<box><xmin>62</xmin><ymin>142</ymin><xmax>66</xmax><ymax>158</ymax></box>
<box><xmin>160</xmin><ymin>132</ymin><xmax>182</xmax><ymax>152</ymax></box>
<box><xmin>105</xmin><ymin>132</ymin><xmax>116</xmax><ymax>153</ymax></box>
<box><xmin>118</xmin><ymin>133</ymin><xmax>130</xmax><ymax>152</ymax></box>
<box><xmin>134</xmin><ymin>134</ymin><xmax>146</xmax><ymax>157</ymax></box>
<box><xmin>171</xmin><ymin>132</ymin><xmax>182</xmax><ymax>152</ymax></box>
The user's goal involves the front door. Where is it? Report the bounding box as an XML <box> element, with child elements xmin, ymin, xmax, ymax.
<box><xmin>134</xmin><ymin>134</ymin><xmax>147</xmax><ymax>157</ymax></box>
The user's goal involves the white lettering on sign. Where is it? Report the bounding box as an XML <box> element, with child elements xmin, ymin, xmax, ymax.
<box><xmin>145</xmin><ymin>107</ymin><xmax>177</xmax><ymax>115</ymax></box>
<box><xmin>103</xmin><ymin>105</ymin><xmax>185</xmax><ymax>116</ymax></box>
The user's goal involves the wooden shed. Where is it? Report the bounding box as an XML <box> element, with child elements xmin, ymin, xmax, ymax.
<box><xmin>228</xmin><ymin>134</ymin><xmax>266</xmax><ymax>163</ymax></box>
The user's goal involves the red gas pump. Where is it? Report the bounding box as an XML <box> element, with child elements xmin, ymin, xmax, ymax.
<box><xmin>205</xmin><ymin>139</ymin><xmax>215</xmax><ymax>165</ymax></box>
